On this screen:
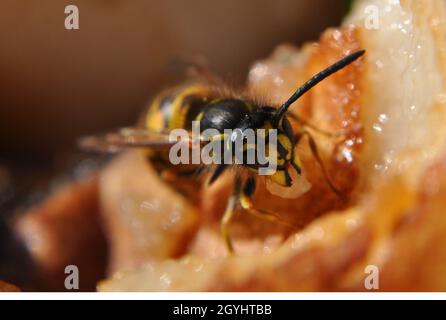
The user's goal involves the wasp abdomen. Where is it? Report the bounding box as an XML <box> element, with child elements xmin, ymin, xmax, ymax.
<box><xmin>145</xmin><ymin>84</ymin><xmax>214</xmax><ymax>132</ymax></box>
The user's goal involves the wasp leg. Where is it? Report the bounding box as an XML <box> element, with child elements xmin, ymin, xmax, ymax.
<box><xmin>287</xmin><ymin>112</ymin><xmax>340</xmax><ymax>138</ymax></box>
<box><xmin>239</xmin><ymin>177</ymin><xmax>297</xmax><ymax>230</ymax></box>
<box><xmin>295</xmin><ymin>130</ymin><xmax>344</xmax><ymax>198</ymax></box>
<box><xmin>221</xmin><ymin>175</ymin><xmax>242</xmax><ymax>254</ymax></box>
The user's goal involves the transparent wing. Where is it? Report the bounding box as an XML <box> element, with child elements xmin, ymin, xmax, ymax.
<box><xmin>78</xmin><ymin>127</ymin><xmax>200</xmax><ymax>153</ymax></box>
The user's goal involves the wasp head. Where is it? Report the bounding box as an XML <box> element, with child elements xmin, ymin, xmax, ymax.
<box><xmin>228</xmin><ymin>107</ymin><xmax>302</xmax><ymax>187</ymax></box>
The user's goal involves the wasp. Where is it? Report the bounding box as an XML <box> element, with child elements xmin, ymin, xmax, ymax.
<box><xmin>80</xmin><ymin>50</ymin><xmax>365</xmax><ymax>253</ymax></box>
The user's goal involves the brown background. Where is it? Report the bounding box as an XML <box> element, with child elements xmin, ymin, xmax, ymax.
<box><xmin>0</xmin><ymin>0</ymin><xmax>343</xmax><ymax>164</ymax></box>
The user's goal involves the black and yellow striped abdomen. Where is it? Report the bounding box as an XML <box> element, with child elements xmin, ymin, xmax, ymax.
<box><xmin>145</xmin><ymin>84</ymin><xmax>215</xmax><ymax>132</ymax></box>
<box><xmin>143</xmin><ymin>84</ymin><xmax>215</xmax><ymax>175</ymax></box>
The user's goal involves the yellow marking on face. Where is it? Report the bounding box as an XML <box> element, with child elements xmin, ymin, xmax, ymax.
<box><xmin>293</xmin><ymin>147</ymin><xmax>302</xmax><ymax>169</ymax></box>
<box><xmin>278</xmin><ymin>134</ymin><xmax>292</xmax><ymax>160</ymax></box>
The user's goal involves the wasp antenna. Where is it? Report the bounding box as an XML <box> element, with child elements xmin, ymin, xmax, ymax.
<box><xmin>274</xmin><ymin>50</ymin><xmax>365</xmax><ymax>123</ymax></box>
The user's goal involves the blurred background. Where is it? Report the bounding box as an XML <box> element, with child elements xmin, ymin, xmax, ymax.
<box><xmin>0</xmin><ymin>0</ymin><xmax>346</xmax><ymax>165</ymax></box>
<box><xmin>0</xmin><ymin>0</ymin><xmax>351</xmax><ymax>291</ymax></box>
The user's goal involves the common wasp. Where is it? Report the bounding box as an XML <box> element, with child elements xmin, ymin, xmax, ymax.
<box><xmin>80</xmin><ymin>50</ymin><xmax>365</xmax><ymax>253</ymax></box>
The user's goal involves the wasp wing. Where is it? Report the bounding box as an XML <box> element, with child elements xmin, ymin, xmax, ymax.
<box><xmin>78</xmin><ymin>127</ymin><xmax>202</xmax><ymax>153</ymax></box>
